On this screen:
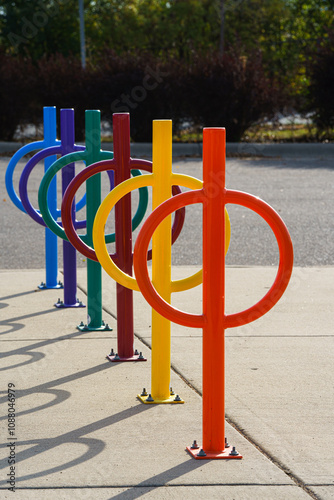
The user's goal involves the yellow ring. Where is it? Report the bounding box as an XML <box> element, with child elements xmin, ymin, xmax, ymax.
<box><xmin>93</xmin><ymin>173</ymin><xmax>230</xmax><ymax>293</ymax></box>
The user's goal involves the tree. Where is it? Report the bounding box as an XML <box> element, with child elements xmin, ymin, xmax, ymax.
<box><xmin>1</xmin><ymin>0</ymin><xmax>334</xmax><ymax>121</ymax></box>
<box><xmin>220</xmin><ymin>0</ymin><xmax>334</xmax><ymax>101</ymax></box>
<box><xmin>0</xmin><ymin>1</ymin><xmax>86</xmax><ymax>60</ymax></box>
<box><xmin>282</xmin><ymin>0</ymin><xmax>334</xmax><ymax>96</ymax></box>
<box><xmin>87</xmin><ymin>0</ymin><xmax>221</xmax><ymax>59</ymax></box>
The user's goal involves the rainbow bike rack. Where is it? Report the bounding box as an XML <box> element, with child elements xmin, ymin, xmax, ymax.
<box><xmin>61</xmin><ymin>115</ymin><xmax>185</xmax><ymax>362</ymax></box>
<box><xmin>129</xmin><ymin>127</ymin><xmax>293</xmax><ymax>458</ymax></box>
<box><xmin>19</xmin><ymin>108</ymin><xmax>86</xmax><ymax>307</ymax></box>
<box><xmin>38</xmin><ymin>109</ymin><xmax>124</xmax><ymax>331</ymax></box>
<box><xmin>92</xmin><ymin>120</ymin><xmax>231</xmax><ymax>402</ymax></box>
<box><xmin>5</xmin><ymin>106</ymin><xmax>62</xmax><ymax>288</ymax></box>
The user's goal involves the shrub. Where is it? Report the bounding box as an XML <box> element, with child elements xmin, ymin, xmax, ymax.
<box><xmin>92</xmin><ymin>50</ymin><xmax>185</xmax><ymax>142</ymax></box>
<box><xmin>181</xmin><ymin>49</ymin><xmax>281</xmax><ymax>142</ymax></box>
<box><xmin>92</xmin><ymin>49</ymin><xmax>280</xmax><ymax>143</ymax></box>
<box><xmin>0</xmin><ymin>49</ymin><xmax>282</xmax><ymax>143</ymax></box>
<box><xmin>36</xmin><ymin>53</ymin><xmax>92</xmax><ymax>141</ymax></box>
<box><xmin>0</xmin><ymin>51</ymin><xmax>37</xmax><ymax>141</ymax></box>
<box><xmin>34</xmin><ymin>50</ymin><xmax>185</xmax><ymax>142</ymax></box>
<box><xmin>306</xmin><ymin>33</ymin><xmax>334</xmax><ymax>136</ymax></box>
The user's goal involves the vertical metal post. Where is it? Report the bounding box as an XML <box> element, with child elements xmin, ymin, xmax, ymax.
<box><xmin>151</xmin><ymin>121</ymin><xmax>173</xmax><ymax>401</ymax></box>
<box><xmin>202</xmin><ymin>128</ymin><xmax>226</xmax><ymax>453</ymax></box>
<box><xmin>219</xmin><ymin>0</ymin><xmax>225</xmax><ymax>56</ymax></box>
<box><xmin>85</xmin><ymin>110</ymin><xmax>103</xmax><ymax>329</ymax></box>
<box><xmin>113</xmin><ymin>114</ymin><xmax>134</xmax><ymax>358</ymax></box>
<box><xmin>60</xmin><ymin>109</ymin><xmax>78</xmax><ymax>306</ymax></box>
<box><xmin>78</xmin><ymin>0</ymin><xmax>86</xmax><ymax>69</ymax></box>
<box><xmin>43</xmin><ymin>107</ymin><xmax>59</xmax><ymax>288</ymax></box>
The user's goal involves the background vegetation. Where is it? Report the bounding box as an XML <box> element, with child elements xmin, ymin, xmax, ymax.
<box><xmin>0</xmin><ymin>0</ymin><xmax>333</xmax><ymax>141</ymax></box>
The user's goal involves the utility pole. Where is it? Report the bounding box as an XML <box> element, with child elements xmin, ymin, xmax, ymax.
<box><xmin>78</xmin><ymin>0</ymin><xmax>86</xmax><ymax>69</ymax></box>
<box><xmin>219</xmin><ymin>0</ymin><xmax>225</xmax><ymax>56</ymax></box>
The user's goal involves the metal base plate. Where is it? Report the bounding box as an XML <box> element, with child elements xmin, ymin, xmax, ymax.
<box><xmin>38</xmin><ymin>282</ymin><xmax>63</xmax><ymax>290</ymax></box>
<box><xmin>137</xmin><ymin>393</ymin><xmax>184</xmax><ymax>404</ymax></box>
<box><xmin>186</xmin><ymin>445</ymin><xmax>242</xmax><ymax>459</ymax></box>
<box><xmin>55</xmin><ymin>301</ymin><xmax>85</xmax><ymax>309</ymax></box>
<box><xmin>106</xmin><ymin>354</ymin><xmax>147</xmax><ymax>362</ymax></box>
<box><xmin>77</xmin><ymin>323</ymin><xmax>112</xmax><ymax>332</ymax></box>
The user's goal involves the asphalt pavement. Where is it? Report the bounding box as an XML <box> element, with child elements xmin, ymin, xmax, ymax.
<box><xmin>1</xmin><ymin>152</ymin><xmax>334</xmax><ymax>268</ymax></box>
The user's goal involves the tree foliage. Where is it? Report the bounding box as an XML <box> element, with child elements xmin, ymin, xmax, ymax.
<box><xmin>1</xmin><ymin>0</ymin><xmax>334</xmax><ymax>133</ymax></box>
<box><xmin>1</xmin><ymin>0</ymin><xmax>334</xmax><ymax>81</ymax></box>
<box><xmin>0</xmin><ymin>0</ymin><xmax>84</xmax><ymax>60</ymax></box>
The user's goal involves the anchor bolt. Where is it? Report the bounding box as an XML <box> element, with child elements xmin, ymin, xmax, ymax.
<box><xmin>229</xmin><ymin>446</ymin><xmax>239</xmax><ymax>456</ymax></box>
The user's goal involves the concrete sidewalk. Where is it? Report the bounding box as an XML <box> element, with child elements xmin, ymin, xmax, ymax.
<box><xmin>0</xmin><ymin>267</ymin><xmax>333</xmax><ymax>499</ymax></box>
